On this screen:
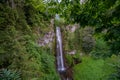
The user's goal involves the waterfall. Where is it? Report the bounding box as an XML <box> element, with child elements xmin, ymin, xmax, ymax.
<box><xmin>56</xmin><ymin>27</ymin><xmax>66</xmax><ymax>72</ymax></box>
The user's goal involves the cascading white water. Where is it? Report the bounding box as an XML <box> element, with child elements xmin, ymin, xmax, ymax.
<box><xmin>56</xmin><ymin>27</ymin><xmax>66</xmax><ymax>72</ymax></box>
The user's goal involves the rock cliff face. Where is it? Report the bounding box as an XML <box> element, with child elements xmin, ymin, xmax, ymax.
<box><xmin>38</xmin><ymin>30</ymin><xmax>55</xmax><ymax>47</ymax></box>
<box><xmin>67</xmin><ymin>50</ymin><xmax>76</xmax><ymax>55</ymax></box>
<box><xmin>37</xmin><ymin>19</ymin><xmax>79</xmax><ymax>48</ymax></box>
<box><xmin>66</xmin><ymin>24</ymin><xmax>79</xmax><ymax>33</ymax></box>
<box><xmin>37</xmin><ymin>19</ymin><xmax>55</xmax><ymax>47</ymax></box>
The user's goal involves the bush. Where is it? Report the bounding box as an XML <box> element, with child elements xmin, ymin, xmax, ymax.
<box><xmin>81</xmin><ymin>27</ymin><xmax>95</xmax><ymax>53</ymax></box>
<box><xmin>90</xmin><ymin>38</ymin><xmax>110</xmax><ymax>59</ymax></box>
<box><xmin>0</xmin><ymin>69</ymin><xmax>21</xmax><ymax>80</ymax></box>
<box><xmin>40</xmin><ymin>51</ymin><xmax>60</xmax><ymax>80</ymax></box>
<box><xmin>107</xmin><ymin>55</ymin><xmax>120</xmax><ymax>80</ymax></box>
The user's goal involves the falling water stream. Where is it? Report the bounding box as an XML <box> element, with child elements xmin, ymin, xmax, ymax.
<box><xmin>56</xmin><ymin>27</ymin><xmax>67</xmax><ymax>80</ymax></box>
<box><xmin>56</xmin><ymin>26</ymin><xmax>73</xmax><ymax>80</ymax></box>
<box><xmin>55</xmin><ymin>14</ymin><xmax>72</xmax><ymax>80</ymax></box>
<box><xmin>56</xmin><ymin>27</ymin><xmax>66</xmax><ymax>72</ymax></box>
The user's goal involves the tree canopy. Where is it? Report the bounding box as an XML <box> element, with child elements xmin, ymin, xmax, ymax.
<box><xmin>58</xmin><ymin>0</ymin><xmax>120</xmax><ymax>55</ymax></box>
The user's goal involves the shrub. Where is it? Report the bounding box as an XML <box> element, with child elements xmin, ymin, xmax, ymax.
<box><xmin>81</xmin><ymin>27</ymin><xmax>95</xmax><ymax>53</ymax></box>
<box><xmin>0</xmin><ymin>69</ymin><xmax>21</xmax><ymax>80</ymax></box>
<box><xmin>107</xmin><ymin>55</ymin><xmax>120</xmax><ymax>80</ymax></box>
<box><xmin>40</xmin><ymin>51</ymin><xmax>60</xmax><ymax>80</ymax></box>
<box><xmin>90</xmin><ymin>38</ymin><xmax>110</xmax><ymax>59</ymax></box>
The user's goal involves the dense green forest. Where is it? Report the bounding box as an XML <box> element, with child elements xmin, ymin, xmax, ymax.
<box><xmin>0</xmin><ymin>0</ymin><xmax>120</xmax><ymax>80</ymax></box>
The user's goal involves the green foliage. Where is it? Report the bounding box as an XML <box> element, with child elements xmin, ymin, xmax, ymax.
<box><xmin>73</xmin><ymin>56</ymin><xmax>115</xmax><ymax>80</ymax></box>
<box><xmin>73</xmin><ymin>28</ymin><xmax>81</xmax><ymax>50</ymax></box>
<box><xmin>2</xmin><ymin>0</ymin><xmax>120</xmax><ymax>80</ymax></box>
<box><xmin>25</xmin><ymin>0</ymin><xmax>46</xmax><ymax>12</ymax></box>
<box><xmin>65</xmin><ymin>52</ymin><xmax>81</xmax><ymax>68</ymax></box>
<box><xmin>66</xmin><ymin>26</ymin><xmax>95</xmax><ymax>53</ymax></box>
<box><xmin>40</xmin><ymin>49</ymin><xmax>60</xmax><ymax>80</ymax></box>
<box><xmin>0</xmin><ymin>1</ymin><xmax>59</xmax><ymax>79</ymax></box>
<box><xmin>59</xmin><ymin>0</ymin><xmax>120</xmax><ymax>54</ymax></box>
<box><xmin>90</xmin><ymin>38</ymin><xmax>110</xmax><ymax>59</ymax></box>
<box><xmin>65</xmin><ymin>54</ymin><xmax>74</xmax><ymax>66</ymax></box>
<box><xmin>16</xmin><ymin>38</ymin><xmax>59</xmax><ymax>80</ymax></box>
<box><xmin>0</xmin><ymin>69</ymin><xmax>21</xmax><ymax>80</ymax></box>
<box><xmin>55</xmin><ymin>18</ymin><xmax>65</xmax><ymax>27</ymax></box>
<box><xmin>107</xmin><ymin>55</ymin><xmax>120</xmax><ymax>80</ymax></box>
<box><xmin>0</xmin><ymin>4</ymin><xmax>16</xmax><ymax>28</ymax></box>
<box><xmin>62</xmin><ymin>25</ymin><xmax>77</xmax><ymax>51</ymax></box>
<box><xmin>67</xmin><ymin>33</ymin><xmax>75</xmax><ymax>50</ymax></box>
<box><xmin>63</xmin><ymin>26</ymin><xmax>95</xmax><ymax>54</ymax></box>
<box><xmin>24</xmin><ymin>0</ymin><xmax>52</xmax><ymax>28</ymax></box>
<box><xmin>65</xmin><ymin>54</ymin><xmax>79</xmax><ymax>67</ymax></box>
<box><xmin>81</xmin><ymin>27</ymin><xmax>95</xmax><ymax>53</ymax></box>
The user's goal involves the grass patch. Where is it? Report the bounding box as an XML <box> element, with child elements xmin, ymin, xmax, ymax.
<box><xmin>73</xmin><ymin>56</ymin><xmax>115</xmax><ymax>80</ymax></box>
